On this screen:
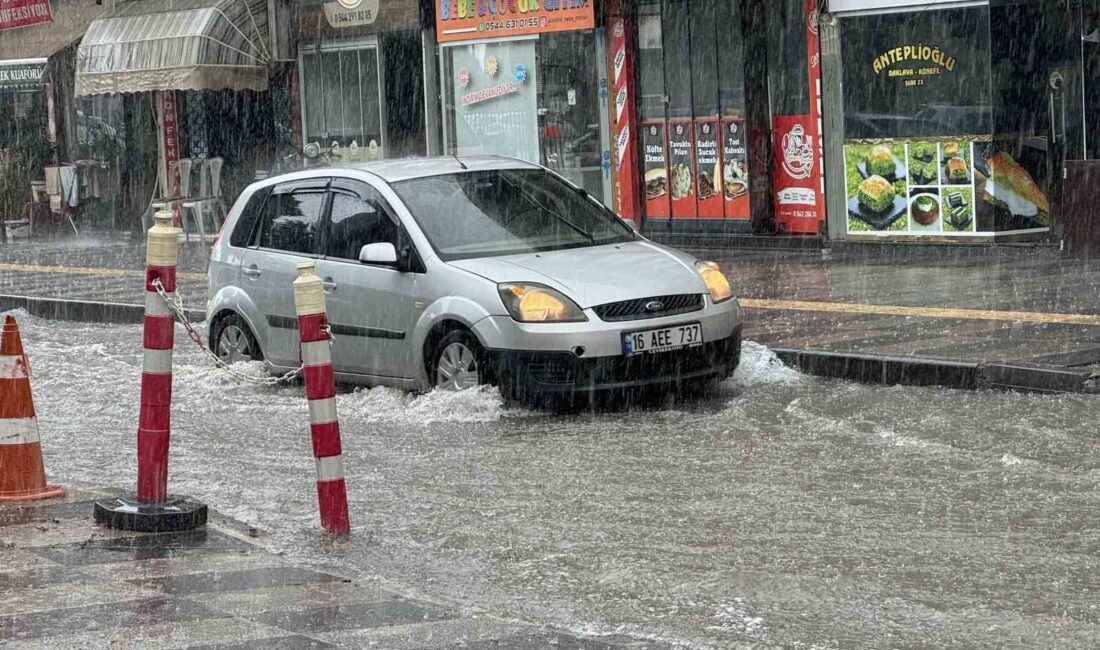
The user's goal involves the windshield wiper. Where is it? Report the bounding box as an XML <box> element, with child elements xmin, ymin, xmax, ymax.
<box><xmin>510</xmin><ymin>182</ymin><xmax>595</xmax><ymax>244</ymax></box>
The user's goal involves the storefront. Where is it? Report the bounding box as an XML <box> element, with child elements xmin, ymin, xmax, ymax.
<box><xmin>435</xmin><ymin>0</ymin><xmax>612</xmax><ymax>202</ymax></box>
<box><xmin>295</xmin><ymin>0</ymin><xmax>427</xmax><ymax>162</ymax></box>
<box><xmin>607</xmin><ymin>0</ymin><xmax>825</xmax><ymax>237</ymax></box>
<box><xmin>823</xmin><ymin>0</ymin><xmax>1058</xmax><ymax>241</ymax></box>
<box><xmin>75</xmin><ymin>0</ymin><xmax>275</xmax><ymax>232</ymax></box>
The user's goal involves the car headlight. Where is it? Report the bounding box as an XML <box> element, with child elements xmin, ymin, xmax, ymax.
<box><xmin>695</xmin><ymin>261</ymin><xmax>732</xmax><ymax>303</ymax></box>
<box><xmin>497</xmin><ymin>283</ymin><xmax>588</xmax><ymax>323</ymax></box>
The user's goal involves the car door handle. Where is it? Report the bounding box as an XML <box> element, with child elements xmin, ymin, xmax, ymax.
<box><xmin>242</xmin><ymin>266</ymin><xmax>262</xmax><ymax>279</ymax></box>
<box><xmin>321</xmin><ymin>278</ymin><xmax>338</xmax><ymax>293</ymax></box>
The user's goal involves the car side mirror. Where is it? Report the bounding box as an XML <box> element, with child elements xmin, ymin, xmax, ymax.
<box><xmin>359</xmin><ymin>242</ymin><xmax>398</xmax><ymax>266</ymax></box>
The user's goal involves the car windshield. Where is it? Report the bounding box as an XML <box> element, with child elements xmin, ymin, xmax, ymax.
<box><xmin>392</xmin><ymin>168</ymin><xmax>635</xmax><ymax>260</ymax></box>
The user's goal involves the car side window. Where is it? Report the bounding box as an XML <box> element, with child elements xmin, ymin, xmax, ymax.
<box><xmin>255</xmin><ymin>183</ymin><xmax>328</xmax><ymax>255</ymax></box>
<box><xmin>326</xmin><ymin>182</ymin><xmax>399</xmax><ymax>261</ymax></box>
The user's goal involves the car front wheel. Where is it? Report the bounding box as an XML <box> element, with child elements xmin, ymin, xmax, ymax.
<box><xmin>212</xmin><ymin>313</ymin><xmax>262</xmax><ymax>364</ymax></box>
<box><xmin>432</xmin><ymin>330</ymin><xmax>482</xmax><ymax>391</ymax></box>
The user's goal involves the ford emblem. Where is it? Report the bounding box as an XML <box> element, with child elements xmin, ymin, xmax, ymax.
<box><xmin>644</xmin><ymin>300</ymin><xmax>665</xmax><ymax>312</ymax></box>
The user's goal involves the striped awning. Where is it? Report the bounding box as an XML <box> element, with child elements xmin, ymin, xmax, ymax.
<box><xmin>75</xmin><ymin>0</ymin><xmax>270</xmax><ymax>96</ymax></box>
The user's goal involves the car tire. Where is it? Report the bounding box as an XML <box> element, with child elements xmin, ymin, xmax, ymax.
<box><xmin>211</xmin><ymin>313</ymin><xmax>263</xmax><ymax>364</ymax></box>
<box><xmin>431</xmin><ymin>329</ymin><xmax>484</xmax><ymax>391</ymax></box>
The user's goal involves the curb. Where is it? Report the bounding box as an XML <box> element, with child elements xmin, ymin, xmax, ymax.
<box><xmin>774</xmin><ymin>349</ymin><xmax>1100</xmax><ymax>395</ymax></box>
<box><xmin>0</xmin><ymin>294</ymin><xmax>206</xmax><ymax>325</ymax></box>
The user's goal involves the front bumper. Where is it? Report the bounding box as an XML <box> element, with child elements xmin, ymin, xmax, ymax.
<box><xmin>484</xmin><ymin>324</ymin><xmax>742</xmax><ymax>398</ymax></box>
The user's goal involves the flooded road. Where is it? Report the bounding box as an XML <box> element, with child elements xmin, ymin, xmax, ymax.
<box><xmin>13</xmin><ymin>312</ymin><xmax>1100</xmax><ymax>648</ymax></box>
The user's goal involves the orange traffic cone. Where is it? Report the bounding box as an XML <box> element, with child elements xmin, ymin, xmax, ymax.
<box><xmin>0</xmin><ymin>315</ymin><xmax>65</xmax><ymax>501</ymax></box>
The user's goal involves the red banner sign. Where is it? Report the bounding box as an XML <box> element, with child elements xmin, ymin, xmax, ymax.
<box><xmin>772</xmin><ymin>114</ymin><xmax>821</xmax><ymax>231</ymax></box>
<box><xmin>608</xmin><ymin>15</ymin><xmax>639</xmax><ymax>222</ymax></box>
<box><xmin>694</xmin><ymin>119</ymin><xmax>722</xmax><ymax>218</ymax></box>
<box><xmin>720</xmin><ymin>118</ymin><xmax>750</xmax><ymax>219</ymax></box>
<box><xmin>435</xmin><ymin>0</ymin><xmax>595</xmax><ymax>43</ymax></box>
<box><xmin>667</xmin><ymin>119</ymin><xmax>696</xmax><ymax>218</ymax></box>
<box><xmin>161</xmin><ymin>91</ymin><xmax>183</xmax><ymax>226</ymax></box>
<box><xmin>641</xmin><ymin>120</ymin><xmax>669</xmax><ymax>218</ymax></box>
<box><xmin>773</xmin><ymin>0</ymin><xmax>824</xmax><ymax>234</ymax></box>
<box><xmin>0</xmin><ymin>0</ymin><xmax>52</xmax><ymax>31</ymax></box>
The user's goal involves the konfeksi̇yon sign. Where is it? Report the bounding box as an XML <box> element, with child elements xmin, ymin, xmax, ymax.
<box><xmin>0</xmin><ymin>0</ymin><xmax>52</xmax><ymax>32</ymax></box>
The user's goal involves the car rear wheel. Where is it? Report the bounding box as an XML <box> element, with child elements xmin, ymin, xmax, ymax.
<box><xmin>212</xmin><ymin>313</ymin><xmax>262</xmax><ymax>364</ymax></box>
<box><xmin>433</xmin><ymin>330</ymin><xmax>482</xmax><ymax>391</ymax></box>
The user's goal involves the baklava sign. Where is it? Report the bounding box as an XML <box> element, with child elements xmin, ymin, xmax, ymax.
<box><xmin>435</xmin><ymin>0</ymin><xmax>595</xmax><ymax>43</ymax></box>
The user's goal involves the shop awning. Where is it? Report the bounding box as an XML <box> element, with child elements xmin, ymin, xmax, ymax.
<box><xmin>0</xmin><ymin>59</ymin><xmax>46</xmax><ymax>91</ymax></box>
<box><xmin>75</xmin><ymin>0</ymin><xmax>271</xmax><ymax>96</ymax></box>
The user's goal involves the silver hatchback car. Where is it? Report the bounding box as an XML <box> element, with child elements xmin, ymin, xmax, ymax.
<box><xmin>207</xmin><ymin>156</ymin><xmax>742</xmax><ymax>400</ymax></box>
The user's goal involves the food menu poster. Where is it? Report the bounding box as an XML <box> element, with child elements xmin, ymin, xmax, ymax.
<box><xmin>844</xmin><ymin>140</ymin><xmax>982</xmax><ymax>235</ymax></box>
<box><xmin>435</xmin><ymin>0</ymin><xmax>595</xmax><ymax>43</ymax></box>
<box><xmin>721</xmin><ymin>118</ymin><xmax>749</xmax><ymax>219</ymax></box>
<box><xmin>642</xmin><ymin>121</ymin><xmax>670</xmax><ymax>218</ymax></box>
<box><xmin>667</xmin><ymin>120</ymin><xmax>696</xmax><ymax>218</ymax></box>
<box><xmin>694</xmin><ymin>120</ymin><xmax>722</xmax><ymax>218</ymax></box>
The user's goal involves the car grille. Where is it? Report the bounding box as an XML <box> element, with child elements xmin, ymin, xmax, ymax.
<box><xmin>592</xmin><ymin>294</ymin><xmax>704</xmax><ymax>322</ymax></box>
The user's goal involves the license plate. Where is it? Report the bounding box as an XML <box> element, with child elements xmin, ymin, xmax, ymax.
<box><xmin>622</xmin><ymin>323</ymin><xmax>703</xmax><ymax>356</ymax></box>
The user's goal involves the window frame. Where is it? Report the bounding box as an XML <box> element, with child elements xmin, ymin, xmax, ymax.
<box><xmin>297</xmin><ymin>37</ymin><xmax>387</xmax><ymax>157</ymax></box>
<box><xmin>250</xmin><ymin>178</ymin><xmax>333</xmax><ymax>257</ymax></box>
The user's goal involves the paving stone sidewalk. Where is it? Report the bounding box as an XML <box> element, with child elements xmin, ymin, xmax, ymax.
<box><xmin>0</xmin><ymin>487</ymin><xmax>663</xmax><ymax>649</ymax></box>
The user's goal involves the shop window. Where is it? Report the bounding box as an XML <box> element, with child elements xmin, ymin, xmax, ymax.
<box><xmin>766</xmin><ymin>0</ymin><xmax>809</xmax><ymax>117</ymax></box>
<box><xmin>635</xmin><ymin>0</ymin><xmax>754</xmax><ymax>221</ymax></box>
<box><xmin>300</xmin><ymin>45</ymin><xmax>384</xmax><ymax>161</ymax></box>
<box><xmin>441</xmin><ymin>31</ymin><xmax>610</xmax><ymax>199</ymax></box>
<box><xmin>836</xmin><ymin>6</ymin><xmax>1051</xmax><ymax>238</ymax></box>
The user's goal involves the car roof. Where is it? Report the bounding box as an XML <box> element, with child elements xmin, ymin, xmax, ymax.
<box><xmin>242</xmin><ymin>155</ymin><xmax>544</xmax><ymax>196</ymax></box>
<box><xmin>345</xmin><ymin>155</ymin><xmax>541</xmax><ymax>183</ymax></box>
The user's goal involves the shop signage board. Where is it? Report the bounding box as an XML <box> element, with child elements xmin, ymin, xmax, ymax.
<box><xmin>694</xmin><ymin>119</ymin><xmax>721</xmax><ymax>218</ymax></box>
<box><xmin>773</xmin><ymin>115</ymin><xmax>821</xmax><ymax>230</ymax></box>
<box><xmin>720</xmin><ymin>118</ymin><xmax>749</xmax><ymax>219</ymax></box>
<box><xmin>829</xmin><ymin>0</ymin><xmax>980</xmax><ymax>13</ymax></box>
<box><xmin>0</xmin><ymin>60</ymin><xmax>45</xmax><ymax>89</ymax></box>
<box><xmin>843</xmin><ymin>138</ymin><xmax>1049</xmax><ymax>235</ymax></box>
<box><xmin>641</xmin><ymin>120</ymin><xmax>669</xmax><ymax>218</ymax></box>
<box><xmin>323</xmin><ymin>0</ymin><xmax>379</xmax><ymax>27</ymax></box>
<box><xmin>666</xmin><ymin>119</ymin><xmax>696</xmax><ymax>218</ymax></box>
<box><xmin>0</xmin><ymin>0</ymin><xmax>52</xmax><ymax>31</ymax></box>
<box><xmin>435</xmin><ymin>0</ymin><xmax>595</xmax><ymax>43</ymax></box>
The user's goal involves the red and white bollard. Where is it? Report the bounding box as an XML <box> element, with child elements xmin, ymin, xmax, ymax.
<box><xmin>293</xmin><ymin>261</ymin><xmax>350</xmax><ymax>535</ymax></box>
<box><xmin>94</xmin><ymin>210</ymin><xmax>206</xmax><ymax>532</ymax></box>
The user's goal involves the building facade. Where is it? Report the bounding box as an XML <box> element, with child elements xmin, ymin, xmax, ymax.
<box><xmin>1</xmin><ymin>0</ymin><xmax>1094</xmax><ymax>251</ymax></box>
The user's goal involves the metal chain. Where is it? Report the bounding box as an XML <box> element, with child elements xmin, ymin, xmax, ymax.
<box><xmin>151</xmin><ymin>278</ymin><xmax>312</xmax><ymax>386</ymax></box>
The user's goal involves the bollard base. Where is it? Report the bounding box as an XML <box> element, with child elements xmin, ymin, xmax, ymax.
<box><xmin>93</xmin><ymin>494</ymin><xmax>207</xmax><ymax>533</ymax></box>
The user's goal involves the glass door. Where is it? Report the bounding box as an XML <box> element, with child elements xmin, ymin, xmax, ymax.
<box><xmin>299</xmin><ymin>39</ymin><xmax>385</xmax><ymax>162</ymax></box>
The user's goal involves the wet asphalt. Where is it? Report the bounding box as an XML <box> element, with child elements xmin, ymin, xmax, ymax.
<box><xmin>11</xmin><ymin>313</ymin><xmax>1100</xmax><ymax>649</ymax></box>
